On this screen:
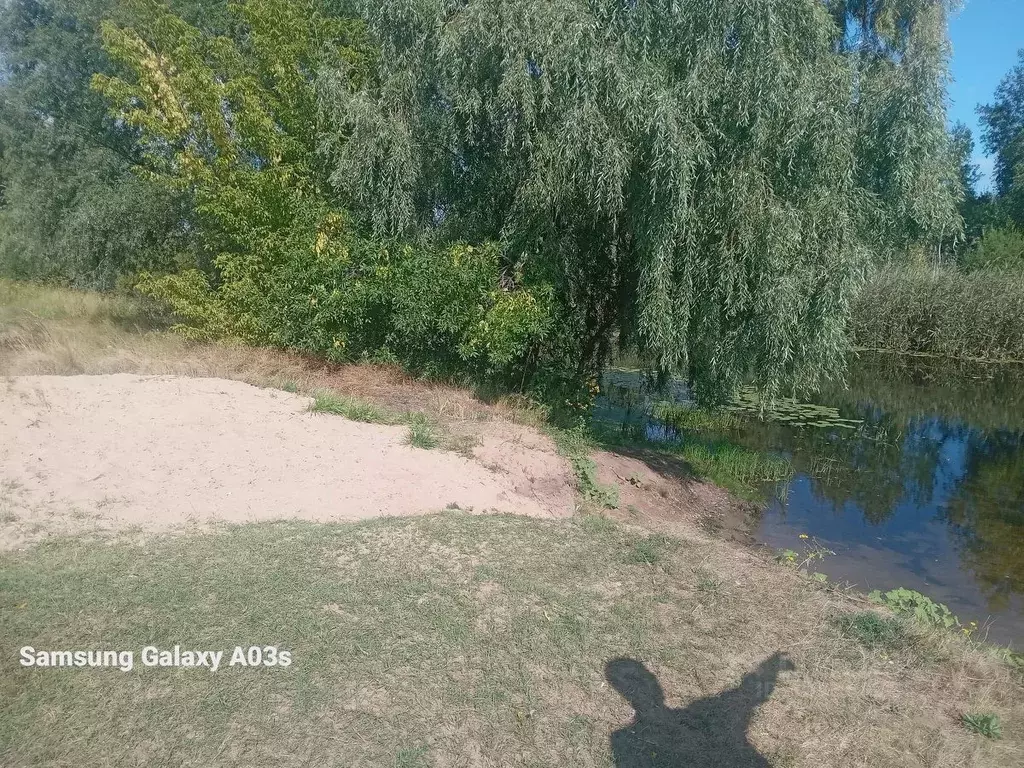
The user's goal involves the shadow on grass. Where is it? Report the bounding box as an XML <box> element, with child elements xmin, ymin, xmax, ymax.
<box><xmin>606</xmin><ymin>652</ymin><xmax>795</xmax><ymax>768</ymax></box>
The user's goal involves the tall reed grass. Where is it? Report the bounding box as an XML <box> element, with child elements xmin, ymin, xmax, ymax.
<box><xmin>849</xmin><ymin>266</ymin><xmax>1024</xmax><ymax>363</ymax></box>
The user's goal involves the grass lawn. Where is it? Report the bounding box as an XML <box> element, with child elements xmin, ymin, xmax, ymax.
<box><xmin>2</xmin><ymin>513</ymin><xmax>1022</xmax><ymax>768</ymax></box>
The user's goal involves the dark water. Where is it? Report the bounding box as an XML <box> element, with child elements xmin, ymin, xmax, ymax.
<box><xmin>596</xmin><ymin>355</ymin><xmax>1024</xmax><ymax>648</ymax></box>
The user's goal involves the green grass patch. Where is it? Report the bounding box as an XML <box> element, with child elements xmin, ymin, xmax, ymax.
<box><xmin>311</xmin><ymin>392</ymin><xmax>461</xmax><ymax>452</ymax></box>
<box><xmin>592</xmin><ymin>422</ymin><xmax>792</xmax><ymax>501</ymax></box>
<box><xmin>834</xmin><ymin>611</ymin><xmax>911</xmax><ymax>652</ymax></box>
<box><xmin>677</xmin><ymin>441</ymin><xmax>791</xmax><ymax>497</ymax></box>
<box><xmin>549</xmin><ymin>427</ymin><xmax>620</xmax><ymax>509</ymax></box>
<box><xmin>653</xmin><ymin>403</ymin><xmax>745</xmax><ymax>433</ymax></box>
<box><xmin>406</xmin><ymin>415</ymin><xmax>439</xmax><ymax>449</ymax></box>
<box><xmin>961</xmin><ymin>712</ymin><xmax>1002</xmax><ymax>740</ymax></box>
<box><xmin>0</xmin><ymin>515</ymin><xmax>704</xmax><ymax>766</ymax></box>
<box><xmin>310</xmin><ymin>391</ymin><xmax>400</xmax><ymax>424</ymax></box>
<box><xmin>2</xmin><ymin>515</ymin><xmax>1019</xmax><ymax>766</ymax></box>
<box><xmin>624</xmin><ymin>534</ymin><xmax>678</xmax><ymax>566</ymax></box>
<box><xmin>576</xmin><ymin>513</ymin><xmax>619</xmax><ymax>536</ymax></box>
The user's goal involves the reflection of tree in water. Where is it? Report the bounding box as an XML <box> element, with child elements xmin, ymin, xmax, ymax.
<box><xmin>748</xmin><ymin>384</ymin><xmax>1024</xmax><ymax>613</ymax></box>
<box><xmin>942</xmin><ymin>431</ymin><xmax>1024</xmax><ymax>610</ymax></box>
<box><xmin>728</xmin><ymin>408</ymin><xmax>957</xmax><ymax>526</ymax></box>
<box><xmin>838</xmin><ymin>354</ymin><xmax>1024</xmax><ymax>434</ymax></box>
<box><xmin>600</xmin><ymin>354</ymin><xmax>1024</xmax><ymax>612</ymax></box>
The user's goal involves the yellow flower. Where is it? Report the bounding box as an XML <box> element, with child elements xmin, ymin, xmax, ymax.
<box><xmin>799</xmin><ymin>534</ymin><xmax>809</xmax><ymax>540</ymax></box>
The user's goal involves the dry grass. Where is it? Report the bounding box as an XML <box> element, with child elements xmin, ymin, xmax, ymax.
<box><xmin>0</xmin><ymin>279</ymin><xmax>540</xmax><ymax>430</ymax></box>
<box><xmin>1</xmin><ymin>514</ymin><xmax>1021</xmax><ymax>767</ymax></box>
<box><xmin>849</xmin><ymin>266</ymin><xmax>1024</xmax><ymax>363</ymax></box>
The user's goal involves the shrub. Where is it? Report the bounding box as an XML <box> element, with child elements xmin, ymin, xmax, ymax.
<box><xmin>961</xmin><ymin>226</ymin><xmax>1024</xmax><ymax>273</ymax></box>
<box><xmin>869</xmin><ymin>587</ymin><xmax>960</xmax><ymax>630</ymax></box>
<box><xmin>137</xmin><ymin>233</ymin><xmax>553</xmax><ymax>386</ymax></box>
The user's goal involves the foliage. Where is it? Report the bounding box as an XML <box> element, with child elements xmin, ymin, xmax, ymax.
<box><xmin>323</xmin><ymin>0</ymin><xmax>963</xmax><ymax>404</ymax></box>
<box><xmin>623</xmin><ymin>534</ymin><xmax>677</xmax><ymax>566</ymax></box>
<box><xmin>406</xmin><ymin>415</ymin><xmax>439</xmax><ymax>450</ymax></box>
<box><xmin>94</xmin><ymin>0</ymin><xmax>551</xmax><ymax>387</ymax></box>
<box><xmin>979</xmin><ymin>49</ymin><xmax>1024</xmax><ymax>218</ymax></box>
<box><xmin>946</xmin><ymin>122</ymin><xmax>1010</xmax><ymax>259</ymax></box>
<box><xmin>961</xmin><ymin>226</ymin><xmax>1024</xmax><ymax>274</ymax></box>
<box><xmin>849</xmin><ymin>265</ymin><xmax>1024</xmax><ymax>362</ymax></box>
<box><xmin>0</xmin><ymin>0</ymin><xmax>204</xmax><ymax>287</ymax></box>
<box><xmin>960</xmin><ymin>713</ymin><xmax>1002</xmax><ymax>740</ymax></box>
<box><xmin>869</xmin><ymin>587</ymin><xmax>960</xmax><ymax>630</ymax></box>
<box><xmin>551</xmin><ymin>427</ymin><xmax>619</xmax><ymax>510</ymax></box>
<box><xmin>591</xmin><ymin>418</ymin><xmax>793</xmax><ymax>501</ymax></box>
<box><xmin>775</xmin><ymin>536</ymin><xmax>835</xmax><ymax>572</ymax></box>
<box><xmin>3</xmin><ymin>0</ymin><xmax>972</xmax><ymax>407</ymax></box>
<box><xmin>826</xmin><ymin>1</ymin><xmax>966</xmax><ymax>255</ymax></box>
<box><xmin>310</xmin><ymin>392</ymin><xmax>400</xmax><ymax>424</ymax></box>
<box><xmin>92</xmin><ymin>0</ymin><xmax>368</xmax><ymax>345</ymax></box>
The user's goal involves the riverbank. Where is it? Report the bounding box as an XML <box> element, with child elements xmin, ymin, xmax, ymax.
<box><xmin>597</xmin><ymin>356</ymin><xmax>1024</xmax><ymax>648</ymax></box>
<box><xmin>2</xmin><ymin>280</ymin><xmax>1023</xmax><ymax>766</ymax></box>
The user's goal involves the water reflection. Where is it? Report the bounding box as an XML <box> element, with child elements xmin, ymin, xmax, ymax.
<box><xmin>597</xmin><ymin>355</ymin><xmax>1024</xmax><ymax>647</ymax></box>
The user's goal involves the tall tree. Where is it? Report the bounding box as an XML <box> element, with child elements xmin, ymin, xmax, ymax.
<box><xmin>979</xmin><ymin>48</ymin><xmax>1024</xmax><ymax>225</ymax></box>
<box><xmin>0</xmin><ymin>0</ymin><xmax>228</xmax><ymax>287</ymax></box>
<box><xmin>321</xmin><ymin>0</ymin><xmax>962</xmax><ymax>401</ymax></box>
<box><xmin>827</xmin><ymin>0</ymin><xmax>964</xmax><ymax>258</ymax></box>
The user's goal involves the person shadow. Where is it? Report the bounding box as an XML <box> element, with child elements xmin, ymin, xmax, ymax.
<box><xmin>606</xmin><ymin>652</ymin><xmax>795</xmax><ymax>767</ymax></box>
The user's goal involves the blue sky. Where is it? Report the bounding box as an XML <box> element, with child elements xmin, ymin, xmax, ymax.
<box><xmin>948</xmin><ymin>0</ymin><xmax>1023</xmax><ymax>192</ymax></box>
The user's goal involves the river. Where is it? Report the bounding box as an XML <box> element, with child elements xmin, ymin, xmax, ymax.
<box><xmin>596</xmin><ymin>353</ymin><xmax>1024</xmax><ymax>648</ymax></box>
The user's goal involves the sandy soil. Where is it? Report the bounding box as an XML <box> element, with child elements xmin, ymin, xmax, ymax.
<box><xmin>593</xmin><ymin>448</ymin><xmax>757</xmax><ymax>543</ymax></box>
<box><xmin>0</xmin><ymin>375</ymin><xmax>573</xmax><ymax>548</ymax></box>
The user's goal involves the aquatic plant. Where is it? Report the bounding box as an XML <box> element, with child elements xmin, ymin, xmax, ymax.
<box><xmin>724</xmin><ymin>388</ymin><xmax>864</xmax><ymax>430</ymax></box>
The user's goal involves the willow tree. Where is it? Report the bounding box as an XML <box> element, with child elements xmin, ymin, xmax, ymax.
<box><xmin>827</xmin><ymin>0</ymin><xmax>964</xmax><ymax>258</ymax></box>
<box><xmin>320</xmin><ymin>0</ymin><xmax>960</xmax><ymax>402</ymax></box>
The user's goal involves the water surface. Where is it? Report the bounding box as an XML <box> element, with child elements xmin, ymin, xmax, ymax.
<box><xmin>597</xmin><ymin>355</ymin><xmax>1024</xmax><ymax>647</ymax></box>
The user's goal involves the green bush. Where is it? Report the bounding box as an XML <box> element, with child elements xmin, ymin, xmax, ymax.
<box><xmin>961</xmin><ymin>227</ymin><xmax>1024</xmax><ymax>273</ymax></box>
<box><xmin>868</xmin><ymin>587</ymin><xmax>960</xmax><ymax>630</ymax></box>
<box><xmin>136</xmin><ymin>227</ymin><xmax>554</xmax><ymax>387</ymax></box>
<box><xmin>849</xmin><ymin>266</ymin><xmax>1024</xmax><ymax>362</ymax></box>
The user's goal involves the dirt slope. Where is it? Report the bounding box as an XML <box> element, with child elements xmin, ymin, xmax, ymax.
<box><xmin>0</xmin><ymin>375</ymin><xmax>572</xmax><ymax>547</ymax></box>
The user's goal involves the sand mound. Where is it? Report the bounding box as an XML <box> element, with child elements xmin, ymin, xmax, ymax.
<box><xmin>0</xmin><ymin>375</ymin><xmax>572</xmax><ymax>548</ymax></box>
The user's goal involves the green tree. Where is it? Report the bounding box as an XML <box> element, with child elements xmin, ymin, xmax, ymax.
<box><xmin>945</xmin><ymin>122</ymin><xmax>980</xmax><ymax>258</ymax></box>
<box><xmin>979</xmin><ymin>48</ymin><xmax>1024</xmax><ymax>225</ymax></box>
<box><xmin>0</xmin><ymin>0</ymin><xmax>220</xmax><ymax>287</ymax></box>
<box><xmin>91</xmin><ymin>0</ymin><xmax>370</xmax><ymax>341</ymax></box>
<box><xmin>827</xmin><ymin>1</ymin><xmax>965</xmax><ymax>259</ymax></box>
<box><xmin>322</xmin><ymin>0</ymin><xmax>963</xmax><ymax>403</ymax></box>
<box><xmin>93</xmin><ymin>0</ymin><xmax>552</xmax><ymax>386</ymax></box>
